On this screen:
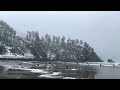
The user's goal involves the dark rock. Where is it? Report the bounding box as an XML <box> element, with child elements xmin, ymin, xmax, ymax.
<box><xmin>66</xmin><ymin>66</ymin><xmax>69</xmax><ymax>69</ymax></box>
<box><xmin>108</xmin><ymin>59</ymin><xmax>115</xmax><ymax>63</ymax></box>
<box><xmin>0</xmin><ymin>65</ymin><xmax>6</xmax><ymax>74</ymax></box>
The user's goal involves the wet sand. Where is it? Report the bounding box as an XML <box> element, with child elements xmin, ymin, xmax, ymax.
<box><xmin>95</xmin><ymin>66</ymin><xmax>120</xmax><ymax>79</ymax></box>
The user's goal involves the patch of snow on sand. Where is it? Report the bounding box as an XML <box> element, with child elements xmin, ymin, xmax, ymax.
<box><xmin>39</xmin><ymin>72</ymin><xmax>62</xmax><ymax>78</ymax></box>
<box><xmin>52</xmin><ymin>72</ymin><xmax>61</xmax><ymax>75</ymax></box>
<box><xmin>13</xmin><ymin>67</ymin><xmax>48</xmax><ymax>74</ymax></box>
<box><xmin>39</xmin><ymin>75</ymin><xmax>55</xmax><ymax>78</ymax></box>
<box><xmin>77</xmin><ymin>62</ymin><xmax>120</xmax><ymax>67</ymax></box>
<box><xmin>63</xmin><ymin>77</ymin><xmax>76</xmax><ymax>79</ymax></box>
<box><xmin>22</xmin><ymin>62</ymin><xmax>28</xmax><ymax>64</ymax></box>
<box><xmin>102</xmin><ymin>64</ymin><xmax>114</xmax><ymax>67</ymax></box>
<box><xmin>88</xmin><ymin>64</ymin><xmax>101</xmax><ymax>66</ymax></box>
<box><xmin>71</xmin><ymin>69</ymin><xmax>77</xmax><ymax>71</ymax></box>
<box><xmin>28</xmin><ymin>69</ymin><xmax>48</xmax><ymax>73</ymax></box>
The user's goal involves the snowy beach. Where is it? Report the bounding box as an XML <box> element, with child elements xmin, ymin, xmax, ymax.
<box><xmin>0</xmin><ymin>60</ymin><xmax>119</xmax><ymax>79</ymax></box>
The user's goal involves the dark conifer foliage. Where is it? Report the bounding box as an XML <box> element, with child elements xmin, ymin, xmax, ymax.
<box><xmin>24</xmin><ymin>31</ymin><xmax>102</xmax><ymax>62</ymax></box>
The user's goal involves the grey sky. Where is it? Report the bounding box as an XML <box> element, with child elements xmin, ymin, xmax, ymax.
<box><xmin>0</xmin><ymin>11</ymin><xmax>120</xmax><ymax>62</ymax></box>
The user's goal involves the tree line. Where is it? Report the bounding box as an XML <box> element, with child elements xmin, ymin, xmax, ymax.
<box><xmin>0</xmin><ymin>20</ymin><xmax>103</xmax><ymax>62</ymax></box>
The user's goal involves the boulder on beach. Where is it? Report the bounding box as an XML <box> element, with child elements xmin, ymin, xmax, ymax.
<box><xmin>0</xmin><ymin>65</ymin><xmax>6</xmax><ymax>74</ymax></box>
<box><xmin>108</xmin><ymin>59</ymin><xmax>115</xmax><ymax>63</ymax></box>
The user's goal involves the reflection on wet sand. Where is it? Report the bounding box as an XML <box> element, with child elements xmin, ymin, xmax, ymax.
<box><xmin>95</xmin><ymin>66</ymin><xmax>120</xmax><ymax>79</ymax></box>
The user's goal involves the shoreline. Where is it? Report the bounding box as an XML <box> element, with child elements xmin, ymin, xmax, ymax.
<box><xmin>0</xmin><ymin>58</ymin><xmax>103</xmax><ymax>62</ymax></box>
<box><xmin>0</xmin><ymin>58</ymin><xmax>118</xmax><ymax>67</ymax></box>
<box><xmin>0</xmin><ymin>58</ymin><xmax>40</xmax><ymax>61</ymax></box>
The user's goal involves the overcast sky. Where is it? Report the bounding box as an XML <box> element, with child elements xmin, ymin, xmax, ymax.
<box><xmin>0</xmin><ymin>11</ymin><xmax>120</xmax><ymax>62</ymax></box>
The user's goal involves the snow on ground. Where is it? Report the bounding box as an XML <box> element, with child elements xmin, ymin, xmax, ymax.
<box><xmin>39</xmin><ymin>72</ymin><xmax>62</xmax><ymax>78</ymax></box>
<box><xmin>77</xmin><ymin>62</ymin><xmax>120</xmax><ymax>67</ymax></box>
<box><xmin>63</xmin><ymin>77</ymin><xmax>76</xmax><ymax>79</ymax></box>
<box><xmin>0</xmin><ymin>61</ymin><xmax>41</xmax><ymax>73</ymax></box>
<box><xmin>22</xmin><ymin>68</ymin><xmax>48</xmax><ymax>74</ymax></box>
<box><xmin>71</xmin><ymin>69</ymin><xmax>77</xmax><ymax>71</ymax></box>
<box><xmin>0</xmin><ymin>62</ymin><xmax>46</xmax><ymax>74</ymax></box>
<box><xmin>22</xmin><ymin>62</ymin><xmax>29</xmax><ymax>64</ymax></box>
<box><xmin>52</xmin><ymin>72</ymin><xmax>62</xmax><ymax>75</ymax></box>
<box><xmin>39</xmin><ymin>75</ymin><xmax>55</xmax><ymax>78</ymax></box>
<box><xmin>13</xmin><ymin>67</ymin><xmax>49</xmax><ymax>74</ymax></box>
<box><xmin>0</xmin><ymin>45</ymin><xmax>34</xmax><ymax>59</ymax></box>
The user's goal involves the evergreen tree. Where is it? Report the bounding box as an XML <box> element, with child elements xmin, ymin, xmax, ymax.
<box><xmin>0</xmin><ymin>20</ymin><xmax>16</xmax><ymax>46</ymax></box>
<box><xmin>80</xmin><ymin>40</ymin><xmax>83</xmax><ymax>45</ymax></box>
<box><xmin>0</xmin><ymin>45</ymin><xmax>7</xmax><ymax>55</ymax></box>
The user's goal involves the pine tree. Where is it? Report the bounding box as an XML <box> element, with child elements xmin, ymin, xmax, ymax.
<box><xmin>0</xmin><ymin>45</ymin><xmax>7</xmax><ymax>55</ymax></box>
<box><xmin>80</xmin><ymin>40</ymin><xmax>83</xmax><ymax>45</ymax></box>
<box><xmin>0</xmin><ymin>20</ymin><xmax>16</xmax><ymax>46</ymax></box>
